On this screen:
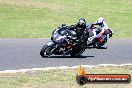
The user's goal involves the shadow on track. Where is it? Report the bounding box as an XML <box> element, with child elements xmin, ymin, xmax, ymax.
<box><xmin>49</xmin><ymin>55</ymin><xmax>94</xmax><ymax>58</ymax></box>
<box><xmin>87</xmin><ymin>46</ymin><xmax>107</xmax><ymax>49</ymax></box>
<box><xmin>97</xmin><ymin>47</ymin><xmax>107</xmax><ymax>49</ymax></box>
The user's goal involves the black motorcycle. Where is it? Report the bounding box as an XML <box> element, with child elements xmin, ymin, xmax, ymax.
<box><xmin>40</xmin><ymin>26</ymin><xmax>87</xmax><ymax>57</ymax></box>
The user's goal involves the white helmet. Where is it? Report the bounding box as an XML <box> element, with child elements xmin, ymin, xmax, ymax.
<box><xmin>97</xmin><ymin>17</ymin><xmax>104</xmax><ymax>24</ymax></box>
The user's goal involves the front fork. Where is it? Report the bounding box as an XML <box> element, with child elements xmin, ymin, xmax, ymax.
<box><xmin>46</xmin><ymin>41</ymin><xmax>65</xmax><ymax>56</ymax></box>
<box><xmin>46</xmin><ymin>41</ymin><xmax>56</xmax><ymax>57</ymax></box>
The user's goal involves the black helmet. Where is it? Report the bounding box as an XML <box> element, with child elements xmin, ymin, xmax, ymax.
<box><xmin>78</xmin><ymin>18</ymin><xmax>86</xmax><ymax>26</ymax></box>
<box><xmin>61</xmin><ymin>24</ymin><xmax>67</xmax><ymax>27</ymax></box>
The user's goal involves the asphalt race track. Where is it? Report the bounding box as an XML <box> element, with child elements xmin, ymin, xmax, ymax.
<box><xmin>0</xmin><ymin>38</ymin><xmax>132</xmax><ymax>71</ymax></box>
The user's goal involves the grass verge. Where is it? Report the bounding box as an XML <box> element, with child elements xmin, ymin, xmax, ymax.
<box><xmin>0</xmin><ymin>0</ymin><xmax>132</xmax><ymax>38</ymax></box>
<box><xmin>0</xmin><ymin>65</ymin><xmax>132</xmax><ymax>88</ymax></box>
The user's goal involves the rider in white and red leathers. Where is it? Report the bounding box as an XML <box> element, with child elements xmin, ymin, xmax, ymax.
<box><xmin>91</xmin><ymin>17</ymin><xmax>109</xmax><ymax>42</ymax></box>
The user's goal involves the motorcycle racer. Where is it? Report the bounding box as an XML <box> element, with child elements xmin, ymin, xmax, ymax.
<box><xmin>91</xmin><ymin>17</ymin><xmax>109</xmax><ymax>42</ymax></box>
<box><xmin>68</xmin><ymin>18</ymin><xmax>89</xmax><ymax>42</ymax></box>
<box><xmin>51</xmin><ymin>18</ymin><xmax>89</xmax><ymax>50</ymax></box>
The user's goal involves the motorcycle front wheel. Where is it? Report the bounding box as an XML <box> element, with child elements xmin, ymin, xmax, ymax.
<box><xmin>92</xmin><ymin>38</ymin><xmax>101</xmax><ymax>48</ymax></box>
<box><xmin>40</xmin><ymin>44</ymin><xmax>52</xmax><ymax>57</ymax></box>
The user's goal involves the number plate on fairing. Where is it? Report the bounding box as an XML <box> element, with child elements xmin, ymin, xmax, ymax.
<box><xmin>46</xmin><ymin>41</ymin><xmax>54</xmax><ymax>46</ymax></box>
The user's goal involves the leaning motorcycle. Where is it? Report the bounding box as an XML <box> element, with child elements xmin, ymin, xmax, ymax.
<box><xmin>87</xmin><ymin>23</ymin><xmax>113</xmax><ymax>48</ymax></box>
<box><xmin>40</xmin><ymin>26</ymin><xmax>87</xmax><ymax>57</ymax></box>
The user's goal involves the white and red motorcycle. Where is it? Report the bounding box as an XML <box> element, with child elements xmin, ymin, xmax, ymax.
<box><xmin>86</xmin><ymin>23</ymin><xmax>113</xmax><ymax>48</ymax></box>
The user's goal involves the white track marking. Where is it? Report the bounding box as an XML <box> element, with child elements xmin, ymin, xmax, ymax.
<box><xmin>0</xmin><ymin>64</ymin><xmax>132</xmax><ymax>73</ymax></box>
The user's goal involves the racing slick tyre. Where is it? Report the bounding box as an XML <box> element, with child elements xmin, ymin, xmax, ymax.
<box><xmin>70</xmin><ymin>51</ymin><xmax>81</xmax><ymax>57</ymax></box>
<box><xmin>40</xmin><ymin>44</ymin><xmax>52</xmax><ymax>58</ymax></box>
<box><xmin>70</xmin><ymin>44</ymin><xmax>85</xmax><ymax>57</ymax></box>
<box><xmin>92</xmin><ymin>39</ymin><xmax>101</xmax><ymax>48</ymax></box>
<box><xmin>102</xmin><ymin>37</ymin><xmax>107</xmax><ymax>46</ymax></box>
<box><xmin>93</xmin><ymin>42</ymin><xmax>101</xmax><ymax>48</ymax></box>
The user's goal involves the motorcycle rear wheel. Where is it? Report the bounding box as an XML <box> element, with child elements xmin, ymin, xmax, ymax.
<box><xmin>70</xmin><ymin>44</ymin><xmax>85</xmax><ymax>57</ymax></box>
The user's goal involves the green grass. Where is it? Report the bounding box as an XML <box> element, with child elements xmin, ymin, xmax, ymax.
<box><xmin>0</xmin><ymin>65</ymin><xmax>132</xmax><ymax>88</ymax></box>
<box><xmin>0</xmin><ymin>0</ymin><xmax>132</xmax><ymax>38</ymax></box>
